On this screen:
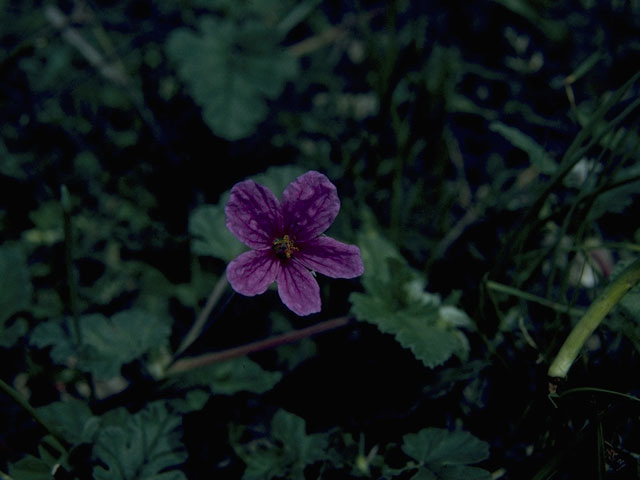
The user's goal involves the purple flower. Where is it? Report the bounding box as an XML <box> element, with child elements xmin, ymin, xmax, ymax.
<box><xmin>225</xmin><ymin>171</ymin><xmax>364</xmax><ymax>316</ymax></box>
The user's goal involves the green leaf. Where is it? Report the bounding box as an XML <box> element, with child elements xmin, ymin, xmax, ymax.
<box><xmin>0</xmin><ymin>139</ymin><xmax>31</xmax><ymax>180</ymax></box>
<box><xmin>233</xmin><ymin>409</ymin><xmax>329</xmax><ymax>480</ymax></box>
<box><xmin>0</xmin><ymin>244</ymin><xmax>32</xmax><ymax>326</ymax></box>
<box><xmin>402</xmin><ymin>428</ymin><xmax>491</xmax><ymax>480</ymax></box>
<box><xmin>249</xmin><ymin>165</ymin><xmax>308</xmax><ymax>198</ymax></box>
<box><xmin>8</xmin><ymin>455</ymin><xmax>53</xmax><ymax>480</ymax></box>
<box><xmin>8</xmin><ymin>435</ymin><xmax>68</xmax><ymax>480</ymax></box>
<box><xmin>166</xmin><ymin>16</ymin><xmax>298</xmax><ymax>140</ymax></box>
<box><xmin>30</xmin><ymin>310</ymin><xmax>171</xmax><ymax>378</ymax></box>
<box><xmin>169</xmin><ymin>357</ymin><xmax>282</xmax><ymax>395</ymax></box>
<box><xmin>189</xmin><ymin>201</ymin><xmax>245</xmax><ymax>262</ymax></box>
<box><xmin>350</xmin><ymin>229</ymin><xmax>472</xmax><ymax>368</ymax></box>
<box><xmin>30</xmin><ymin>317</ymin><xmax>75</xmax><ymax>363</ymax></box>
<box><xmin>93</xmin><ymin>402</ymin><xmax>187</xmax><ymax>480</ymax></box>
<box><xmin>38</xmin><ymin>398</ymin><xmax>98</xmax><ymax>445</ymax></box>
<box><xmin>489</xmin><ymin>121</ymin><xmax>556</xmax><ymax>174</ymax></box>
<box><xmin>79</xmin><ymin>311</ymin><xmax>171</xmax><ymax>378</ymax></box>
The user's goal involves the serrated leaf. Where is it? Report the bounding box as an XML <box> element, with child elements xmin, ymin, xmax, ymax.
<box><xmin>169</xmin><ymin>357</ymin><xmax>282</xmax><ymax>395</ymax></box>
<box><xmin>350</xmin><ymin>229</ymin><xmax>472</xmax><ymax>368</ymax></box>
<box><xmin>234</xmin><ymin>409</ymin><xmax>329</xmax><ymax>480</ymax></box>
<box><xmin>0</xmin><ymin>244</ymin><xmax>32</xmax><ymax>326</ymax></box>
<box><xmin>402</xmin><ymin>428</ymin><xmax>491</xmax><ymax>480</ymax></box>
<box><xmin>93</xmin><ymin>402</ymin><xmax>187</xmax><ymax>480</ymax></box>
<box><xmin>166</xmin><ymin>16</ymin><xmax>298</xmax><ymax>140</ymax></box>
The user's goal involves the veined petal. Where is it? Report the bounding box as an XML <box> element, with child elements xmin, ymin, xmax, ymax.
<box><xmin>281</xmin><ymin>171</ymin><xmax>340</xmax><ymax>241</ymax></box>
<box><xmin>225</xmin><ymin>180</ymin><xmax>283</xmax><ymax>249</ymax></box>
<box><xmin>276</xmin><ymin>260</ymin><xmax>321</xmax><ymax>316</ymax></box>
<box><xmin>227</xmin><ymin>250</ymin><xmax>279</xmax><ymax>296</ymax></box>
<box><xmin>296</xmin><ymin>236</ymin><xmax>364</xmax><ymax>278</ymax></box>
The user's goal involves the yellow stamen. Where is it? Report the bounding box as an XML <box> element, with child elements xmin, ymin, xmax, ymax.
<box><xmin>273</xmin><ymin>234</ymin><xmax>298</xmax><ymax>259</ymax></box>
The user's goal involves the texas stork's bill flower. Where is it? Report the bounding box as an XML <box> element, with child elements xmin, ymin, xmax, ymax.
<box><xmin>225</xmin><ymin>171</ymin><xmax>364</xmax><ymax>316</ymax></box>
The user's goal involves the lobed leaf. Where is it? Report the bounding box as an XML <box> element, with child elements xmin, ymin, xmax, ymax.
<box><xmin>93</xmin><ymin>402</ymin><xmax>187</xmax><ymax>480</ymax></box>
<box><xmin>166</xmin><ymin>16</ymin><xmax>298</xmax><ymax>140</ymax></box>
<box><xmin>30</xmin><ymin>310</ymin><xmax>171</xmax><ymax>379</ymax></box>
<box><xmin>401</xmin><ymin>428</ymin><xmax>491</xmax><ymax>480</ymax></box>
<box><xmin>233</xmin><ymin>409</ymin><xmax>329</xmax><ymax>480</ymax></box>
<box><xmin>350</xmin><ymin>229</ymin><xmax>473</xmax><ymax>368</ymax></box>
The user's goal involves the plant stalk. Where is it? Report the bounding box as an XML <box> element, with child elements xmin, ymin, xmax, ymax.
<box><xmin>61</xmin><ymin>185</ymin><xmax>81</xmax><ymax>344</ymax></box>
<box><xmin>0</xmin><ymin>377</ymin><xmax>66</xmax><ymax>446</ymax></box>
<box><xmin>166</xmin><ymin>316</ymin><xmax>351</xmax><ymax>376</ymax></box>
<box><xmin>548</xmin><ymin>257</ymin><xmax>640</xmax><ymax>379</ymax></box>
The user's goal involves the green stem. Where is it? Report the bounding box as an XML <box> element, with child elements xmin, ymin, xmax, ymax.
<box><xmin>485</xmin><ymin>280</ymin><xmax>584</xmax><ymax>316</ymax></box>
<box><xmin>174</xmin><ymin>275</ymin><xmax>229</xmax><ymax>357</ymax></box>
<box><xmin>548</xmin><ymin>257</ymin><xmax>640</xmax><ymax>379</ymax></box>
<box><xmin>61</xmin><ymin>185</ymin><xmax>80</xmax><ymax>344</ymax></box>
<box><xmin>0</xmin><ymin>377</ymin><xmax>66</xmax><ymax>446</ymax></box>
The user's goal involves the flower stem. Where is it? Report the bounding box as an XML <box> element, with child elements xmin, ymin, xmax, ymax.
<box><xmin>486</xmin><ymin>280</ymin><xmax>585</xmax><ymax>316</ymax></box>
<box><xmin>548</xmin><ymin>257</ymin><xmax>640</xmax><ymax>379</ymax></box>
<box><xmin>61</xmin><ymin>185</ymin><xmax>80</xmax><ymax>345</ymax></box>
<box><xmin>174</xmin><ymin>275</ymin><xmax>229</xmax><ymax>357</ymax></box>
<box><xmin>166</xmin><ymin>316</ymin><xmax>351</xmax><ymax>376</ymax></box>
<box><xmin>0</xmin><ymin>377</ymin><xmax>66</xmax><ymax>446</ymax></box>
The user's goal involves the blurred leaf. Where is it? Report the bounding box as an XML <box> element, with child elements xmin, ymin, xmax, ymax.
<box><xmin>0</xmin><ymin>318</ymin><xmax>27</xmax><ymax>348</ymax></box>
<box><xmin>0</xmin><ymin>139</ymin><xmax>31</xmax><ymax>179</ymax></box>
<box><xmin>350</xmin><ymin>229</ymin><xmax>472</xmax><ymax>368</ymax></box>
<box><xmin>401</xmin><ymin>428</ymin><xmax>491</xmax><ymax>480</ymax></box>
<box><xmin>250</xmin><ymin>165</ymin><xmax>308</xmax><ymax>198</ymax></box>
<box><xmin>30</xmin><ymin>310</ymin><xmax>171</xmax><ymax>378</ymax></box>
<box><xmin>0</xmin><ymin>244</ymin><xmax>32</xmax><ymax>347</ymax></box>
<box><xmin>233</xmin><ymin>409</ymin><xmax>329</xmax><ymax>480</ymax></box>
<box><xmin>80</xmin><ymin>311</ymin><xmax>171</xmax><ymax>378</ymax></box>
<box><xmin>8</xmin><ymin>435</ymin><xmax>67</xmax><ymax>480</ymax></box>
<box><xmin>166</xmin><ymin>16</ymin><xmax>298</xmax><ymax>140</ymax></box>
<box><xmin>0</xmin><ymin>244</ymin><xmax>32</xmax><ymax>325</ymax></box>
<box><xmin>93</xmin><ymin>401</ymin><xmax>187</xmax><ymax>480</ymax></box>
<box><xmin>168</xmin><ymin>357</ymin><xmax>282</xmax><ymax>395</ymax></box>
<box><xmin>489</xmin><ymin>122</ymin><xmax>556</xmax><ymax>174</ymax></box>
<box><xmin>38</xmin><ymin>398</ymin><xmax>99</xmax><ymax>446</ymax></box>
<box><xmin>189</xmin><ymin>202</ymin><xmax>245</xmax><ymax>262</ymax></box>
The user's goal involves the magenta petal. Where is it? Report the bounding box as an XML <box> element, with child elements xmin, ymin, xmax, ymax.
<box><xmin>281</xmin><ymin>171</ymin><xmax>340</xmax><ymax>241</ymax></box>
<box><xmin>225</xmin><ymin>180</ymin><xmax>283</xmax><ymax>249</ymax></box>
<box><xmin>276</xmin><ymin>261</ymin><xmax>321</xmax><ymax>316</ymax></box>
<box><xmin>296</xmin><ymin>236</ymin><xmax>364</xmax><ymax>278</ymax></box>
<box><xmin>226</xmin><ymin>250</ymin><xmax>279</xmax><ymax>296</ymax></box>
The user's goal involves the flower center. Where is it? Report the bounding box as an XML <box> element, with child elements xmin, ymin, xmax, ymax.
<box><xmin>273</xmin><ymin>234</ymin><xmax>298</xmax><ymax>260</ymax></box>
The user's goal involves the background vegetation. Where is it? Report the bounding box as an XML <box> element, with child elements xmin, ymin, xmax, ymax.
<box><xmin>1</xmin><ymin>0</ymin><xmax>640</xmax><ymax>479</ymax></box>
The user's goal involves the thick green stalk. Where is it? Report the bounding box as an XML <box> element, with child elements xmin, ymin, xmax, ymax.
<box><xmin>548</xmin><ymin>257</ymin><xmax>640</xmax><ymax>379</ymax></box>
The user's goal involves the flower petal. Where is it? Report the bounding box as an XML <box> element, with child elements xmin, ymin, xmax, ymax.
<box><xmin>296</xmin><ymin>236</ymin><xmax>364</xmax><ymax>278</ymax></box>
<box><xmin>225</xmin><ymin>180</ymin><xmax>283</xmax><ymax>249</ymax></box>
<box><xmin>281</xmin><ymin>171</ymin><xmax>340</xmax><ymax>241</ymax></box>
<box><xmin>227</xmin><ymin>250</ymin><xmax>279</xmax><ymax>296</ymax></box>
<box><xmin>276</xmin><ymin>260</ymin><xmax>321</xmax><ymax>316</ymax></box>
